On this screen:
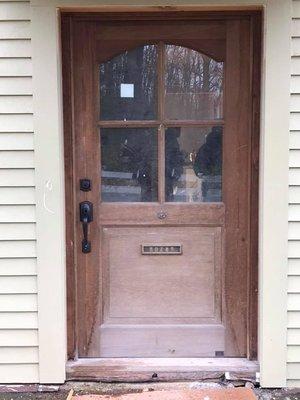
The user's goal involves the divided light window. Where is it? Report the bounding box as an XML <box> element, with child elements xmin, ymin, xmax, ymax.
<box><xmin>99</xmin><ymin>43</ymin><xmax>224</xmax><ymax>203</ymax></box>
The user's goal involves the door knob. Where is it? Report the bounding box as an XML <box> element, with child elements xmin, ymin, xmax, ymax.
<box><xmin>157</xmin><ymin>210</ymin><xmax>167</xmax><ymax>220</ymax></box>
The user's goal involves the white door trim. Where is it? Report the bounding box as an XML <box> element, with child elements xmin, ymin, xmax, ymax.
<box><xmin>31</xmin><ymin>0</ymin><xmax>291</xmax><ymax>386</ymax></box>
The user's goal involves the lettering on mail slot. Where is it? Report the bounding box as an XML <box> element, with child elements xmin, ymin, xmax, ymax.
<box><xmin>141</xmin><ymin>244</ymin><xmax>182</xmax><ymax>255</ymax></box>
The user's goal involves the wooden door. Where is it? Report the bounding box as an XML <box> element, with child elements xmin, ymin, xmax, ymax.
<box><xmin>63</xmin><ymin>12</ymin><xmax>260</xmax><ymax>359</ymax></box>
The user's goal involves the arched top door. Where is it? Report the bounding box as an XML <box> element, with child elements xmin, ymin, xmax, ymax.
<box><xmin>70</xmin><ymin>16</ymin><xmax>258</xmax><ymax>360</ymax></box>
<box><xmin>99</xmin><ymin>43</ymin><xmax>224</xmax><ymax>203</ymax></box>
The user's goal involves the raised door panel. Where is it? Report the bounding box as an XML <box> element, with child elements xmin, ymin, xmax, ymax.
<box><xmin>99</xmin><ymin>226</ymin><xmax>224</xmax><ymax>357</ymax></box>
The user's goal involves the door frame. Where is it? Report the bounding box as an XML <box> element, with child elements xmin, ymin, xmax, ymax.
<box><xmin>31</xmin><ymin>0</ymin><xmax>291</xmax><ymax>387</ymax></box>
<box><xmin>62</xmin><ymin>8</ymin><xmax>260</xmax><ymax>362</ymax></box>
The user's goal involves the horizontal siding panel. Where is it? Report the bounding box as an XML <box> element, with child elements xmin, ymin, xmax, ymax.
<box><xmin>287</xmin><ymin>380</ymin><xmax>300</xmax><ymax>388</ymax></box>
<box><xmin>288</xmin><ymin>311</ymin><xmax>300</xmax><ymax>328</ymax></box>
<box><xmin>288</xmin><ymin>275</ymin><xmax>300</xmax><ymax>293</ymax></box>
<box><xmin>289</xmin><ymin>258</ymin><xmax>300</xmax><ymax>275</ymax></box>
<box><xmin>293</xmin><ymin>2</ymin><xmax>300</xmax><ymax>18</ymax></box>
<box><xmin>288</xmin><ymin>346</ymin><xmax>300</xmax><ymax>362</ymax></box>
<box><xmin>292</xmin><ymin>38</ymin><xmax>300</xmax><ymax>57</ymax></box>
<box><xmin>292</xmin><ymin>57</ymin><xmax>300</xmax><ymax>76</ymax></box>
<box><xmin>0</xmin><ymin>3</ymin><xmax>30</xmax><ymax>21</ymax></box>
<box><xmin>0</xmin><ymin>205</ymin><xmax>35</xmax><ymax>222</ymax></box>
<box><xmin>0</xmin><ymin>330</ymin><xmax>38</xmax><ymax>347</ymax></box>
<box><xmin>0</xmin><ymin>21</ymin><xmax>30</xmax><ymax>39</ymax></box>
<box><xmin>288</xmin><ymin>293</ymin><xmax>300</xmax><ymax>311</ymax></box>
<box><xmin>289</xmin><ymin>204</ymin><xmax>300</xmax><ymax>221</ymax></box>
<box><xmin>290</xmin><ymin>186</ymin><xmax>300</xmax><ymax>203</ymax></box>
<box><xmin>0</xmin><ymin>346</ymin><xmax>38</xmax><ymax>364</ymax></box>
<box><xmin>0</xmin><ymin>58</ymin><xmax>31</xmax><ymax>76</ymax></box>
<box><xmin>0</xmin><ymin>258</ymin><xmax>36</xmax><ymax>276</ymax></box>
<box><xmin>0</xmin><ymin>364</ymin><xmax>38</xmax><ymax>383</ymax></box>
<box><xmin>290</xmin><ymin>150</ymin><xmax>300</xmax><ymax>167</ymax></box>
<box><xmin>0</xmin><ymin>114</ymin><xmax>33</xmax><ymax>132</ymax></box>
<box><xmin>288</xmin><ymin>362</ymin><xmax>300</xmax><ymax>379</ymax></box>
<box><xmin>290</xmin><ymin>132</ymin><xmax>300</xmax><ymax>149</ymax></box>
<box><xmin>290</xmin><ymin>168</ymin><xmax>300</xmax><ymax>185</ymax></box>
<box><xmin>291</xmin><ymin>95</ymin><xmax>300</xmax><ymax>112</ymax></box>
<box><xmin>0</xmin><ymin>150</ymin><xmax>34</xmax><ymax>168</ymax></box>
<box><xmin>292</xmin><ymin>19</ymin><xmax>300</xmax><ymax>37</ymax></box>
<box><xmin>289</xmin><ymin>241</ymin><xmax>300</xmax><ymax>258</ymax></box>
<box><xmin>0</xmin><ymin>276</ymin><xmax>37</xmax><ymax>294</ymax></box>
<box><xmin>0</xmin><ymin>96</ymin><xmax>32</xmax><ymax>113</ymax></box>
<box><xmin>289</xmin><ymin>259</ymin><xmax>300</xmax><ymax>275</ymax></box>
<box><xmin>0</xmin><ymin>133</ymin><xmax>34</xmax><ymax>150</ymax></box>
<box><xmin>0</xmin><ymin>150</ymin><xmax>34</xmax><ymax>169</ymax></box>
<box><xmin>0</xmin><ymin>240</ymin><xmax>36</xmax><ymax>258</ymax></box>
<box><xmin>0</xmin><ymin>77</ymin><xmax>32</xmax><ymax>95</ymax></box>
<box><xmin>291</xmin><ymin>76</ymin><xmax>300</xmax><ymax>94</ymax></box>
<box><xmin>0</xmin><ymin>312</ymin><xmax>37</xmax><ymax>329</ymax></box>
<box><xmin>289</xmin><ymin>222</ymin><xmax>300</xmax><ymax>239</ymax></box>
<box><xmin>0</xmin><ymin>39</ymin><xmax>31</xmax><ymax>58</ymax></box>
<box><xmin>291</xmin><ymin>113</ymin><xmax>300</xmax><ymax>130</ymax></box>
<box><xmin>0</xmin><ymin>223</ymin><xmax>36</xmax><ymax>240</ymax></box>
<box><xmin>288</xmin><ymin>329</ymin><xmax>300</xmax><ymax>345</ymax></box>
<box><xmin>0</xmin><ymin>294</ymin><xmax>37</xmax><ymax>311</ymax></box>
<box><xmin>0</xmin><ymin>169</ymin><xmax>34</xmax><ymax>187</ymax></box>
<box><xmin>0</xmin><ymin>187</ymin><xmax>35</xmax><ymax>204</ymax></box>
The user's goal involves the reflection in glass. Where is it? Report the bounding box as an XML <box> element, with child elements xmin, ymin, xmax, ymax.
<box><xmin>100</xmin><ymin>45</ymin><xmax>158</xmax><ymax>120</ymax></box>
<box><xmin>101</xmin><ymin>128</ymin><xmax>158</xmax><ymax>202</ymax></box>
<box><xmin>165</xmin><ymin>45</ymin><xmax>223</xmax><ymax>120</ymax></box>
<box><xmin>165</xmin><ymin>126</ymin><xmax>222</xmax><ymax>202</ymax></box>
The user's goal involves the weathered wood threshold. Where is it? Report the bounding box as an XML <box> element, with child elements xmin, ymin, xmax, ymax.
<box><xmin>66</xmin><ymin>358</ymin><xmax>259</xmax><ymax>382</ymax></box>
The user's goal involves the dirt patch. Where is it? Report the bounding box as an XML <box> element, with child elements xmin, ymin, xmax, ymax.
<box><xmin>0</xmin><ymin>382</ymin><xmax>300</xmax><ymax>400</ymax></box>
<box><xmin>72</xmin><ymin>387</ymin><xmax>257</xmax><ymax>400</ymax></box>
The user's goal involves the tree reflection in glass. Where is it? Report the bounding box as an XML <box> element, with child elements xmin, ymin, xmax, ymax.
<box><xmin>165</xmin><ymin>45</ymin><xmax>223</xmax><ymax>120</ymax></box>
<box><xmin>100</xmin><ymin>45</ymin><xmax>158</xmax><ymax>121</ymax></box>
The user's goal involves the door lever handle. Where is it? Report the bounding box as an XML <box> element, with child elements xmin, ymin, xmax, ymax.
<box><xmin>80</xmin><ymin>201</ymin><xmax>93</xmax><ymax>253</ymax></box>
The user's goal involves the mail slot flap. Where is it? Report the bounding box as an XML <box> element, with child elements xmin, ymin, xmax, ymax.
<box><xmin>141</xmin><ymin>244</ymin><xmax>182</xmax><ymax>255</ymax></box>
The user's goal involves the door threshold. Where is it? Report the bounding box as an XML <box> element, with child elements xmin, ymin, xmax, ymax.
<box><xmin>66</xmin><ymin>358</ymin><xmax>259</xmax><ymax>382</ymax></box>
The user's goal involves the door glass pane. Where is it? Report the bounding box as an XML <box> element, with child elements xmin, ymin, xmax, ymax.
<box><xmin>165</xmin><ymin>45</ymin><xmax>224</xmax><ymax>120</ymax></box>
<box><xmin>101</xmin><ymin>128</ymin><xmax>158</xmax><ymax>202</ymax></box>
<box><xmin>100</xmin><ymin>45</ymin><xmax>158</xmax><ymax>120</ymax></box>
<box><xmin>165</xmin><ymin>126</ymin><xmax>222</xmax><ymax>202</ymax></box>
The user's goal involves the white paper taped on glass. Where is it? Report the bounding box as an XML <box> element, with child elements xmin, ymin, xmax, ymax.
<box><xmin>120</xmin><ymin>83</ymin><xmax>134</xmax><ymax>98</ymax></box>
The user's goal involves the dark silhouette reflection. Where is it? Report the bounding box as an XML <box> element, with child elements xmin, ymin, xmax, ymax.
<box><xmin>101</xmin><ymin>128</ymin><xmax>158</xmax><ymax>202</ymax></box>
<box><xmin>100</xmin><ymin>45</ymin><xmax>157</xmax><ymax>120</ymax></box>
<box><xmin>165</xmin><ymin>128</ymin><xmax>185</xmax><ymax>201</ymax></box>
<box><xmin>194</xmin><ymin>126</ymin><xmax>222</xmax><ymax>201</ymax></box>
<box><xmin>194</xmin><ymin>126</ymin><xmax>222</xmax><ymax>175</ymax></box>
<box><xmin>165</xmin><ymin>126</ymin><xmax>222</xmax><ymax>202</ymax></box>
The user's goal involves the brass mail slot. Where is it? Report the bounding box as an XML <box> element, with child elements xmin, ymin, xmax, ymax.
<box><xmin>141</xmin><ymin>244</ymin><xmax>182</xmax><ymax>255</ymax></box>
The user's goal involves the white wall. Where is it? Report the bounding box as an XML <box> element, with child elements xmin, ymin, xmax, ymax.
<box><xmin>0</xmin><ymin>0</ymin><xmax>38</xmax><ymax>383</ymax></box>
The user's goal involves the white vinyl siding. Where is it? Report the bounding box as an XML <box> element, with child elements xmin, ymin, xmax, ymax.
<box><xmin>0</xmin><ymin>0</ymin><xmax>38</xmax><ymax>384</ymax></box>
<box><xmin>288</xmin><ymin>0</ymin><xmax>300</xmax><ymax>387</ymax></box>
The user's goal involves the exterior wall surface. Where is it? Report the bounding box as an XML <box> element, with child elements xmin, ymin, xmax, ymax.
<box><xmin>0</xmin><ymin>0</ymin><xmax>38</xmax><ymax>383</ymax></box>
<box><xmin>288</xmin><ymin>0</ymin><xmax>300</xmax><ymax>387</ymax></box>
<box><xmin>0</xmin><ymin>0</ymin><xmax>294</xmax><ymax>387</ymax></box>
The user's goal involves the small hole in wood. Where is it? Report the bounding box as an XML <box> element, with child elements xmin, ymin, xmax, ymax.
<box><xmin>152</xmin><ymin>373</ymin><xmax>158</xmax><ymax>379</ymax></box>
